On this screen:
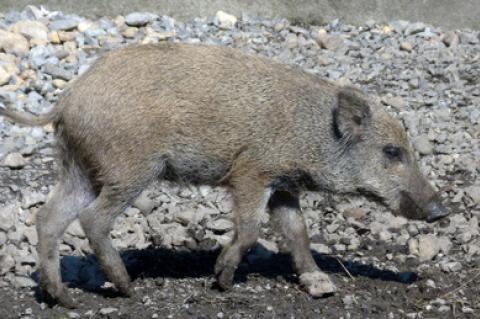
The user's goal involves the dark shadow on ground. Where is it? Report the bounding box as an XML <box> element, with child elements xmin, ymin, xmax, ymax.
<box><xmin>31</xmin><ymin>241</ymin><xmax>418</xmax><ymax>304</ymax></box>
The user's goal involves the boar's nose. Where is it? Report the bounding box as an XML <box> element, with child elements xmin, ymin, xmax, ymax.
<box><xmin>426</xmin><ymin>201</ymin><xmax>450</xmax><ymax>223</ymax></box>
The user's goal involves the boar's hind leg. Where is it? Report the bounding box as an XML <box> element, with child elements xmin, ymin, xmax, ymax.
<box><xmin>268</xmin><ymin>191</ymin><xmax>336</xmax><ymax>298</ymax></box>
<box><xmin>78</xmin><ymin>187</ymin><xmax>139</xmax><ymax>297</ymax></box>
<box><xmin>37</xmin><ymin>168</ymin><xmax>95</xmax><ymax>308</ymax></box>
<box><xmin>215</xmin><ymin>173</ymin><xmax>271</xmax><ymax>290</ymax></box>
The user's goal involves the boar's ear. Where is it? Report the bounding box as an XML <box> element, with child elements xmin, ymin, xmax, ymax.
<box><xmin>333</xmin><ymin>87</ymin><xmax>372</xmax><ymax>144</ymax></box>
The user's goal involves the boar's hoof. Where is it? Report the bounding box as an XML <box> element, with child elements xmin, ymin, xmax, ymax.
<box><xmin>39</xmin><ymin>285</ymin><xmax>78</xmax><ymax>309</ymax></box>
<box><xmin>58</xmin><ymin>293</ymin><xmax>78</xmax><ymax>309</ymax></box>
<box><xmin>299</xmin><ymin>271</ymin><xmax>336</xmax><ymax>298</ymax></box>
<box><xmin>46</xmin><ymin>290</ymin><xmax>77</xmax><ymax>309</ymax></box>
<box><xmin>215</xmin><ymin>265</ymin><xmax>236</xmax><ymax>291</ymax></box>
<box><xmin>115</xmin><ymin>281</ymin><xmax>134</xmax><ymax>297</ymax></box>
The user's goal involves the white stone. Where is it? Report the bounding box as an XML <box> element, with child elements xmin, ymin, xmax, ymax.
<box><xmin>411</xmin><ymin>234</ymin><xmax>440</xmax><ymax>261</ymax></box>
<box><xmin>10</xmin><ymin>20</ymin><xmax>48</xmax><ymax>41</ymax></box>
<box><xmin>125</xmin><ymin>12</ymin><xmax>157</xmax><ymax>27</ymax></box>
<box><xmin>99</xmin><ymin>307</ymin><xmax>118</xmax><ymax>315</ymax></box>
<box><xmin>0</xmin><ymin>254</ymin><xmax>15</xmax><ymax>275</ymax></box>
<box><xmin>0</xmin><ymin>66</ymin><xmax>11</xmax><ymax>86</ymax></box>
<box><xmin>13</xmin><ymin>275</ymin><xmax>36</xmax><ymax>288</ymax></box>
<box><xmin>0</xmin><ymin>30</ymin><xmax>30</xmax><ymax>57</ymax></box>
<box><xmin>206</xmin><ymin>218</ymin><xmax>234</xmax><ymax>233</ymax></box>
<box><xmin>311</xmin><ymin>243</ymin><xmax>331</xmax><ymax>254</ymax></box>
<box><xmin>413</xmin><ymin>136</ymin><xmax>433</xmax><ymax>155</ymax></box>
<box><xmin>465</xmin><ymin>185</ymin><xmax>480</xmax><ymax>204</ymax></box>
<box><xmin>66</xmin><ymin>220</ymin><xmax>86</xmax><ymax>238</ymax></box>
<box><xmin>133</xmin><ymin>191</ymin><xmax>155</xmax><ymax>215</ymax></box>
<box><xmin>0</xmin><ymin>205</ymin><xmax>16</xmax><ymax>231</ymax></box>
<box><xmin>23</xmin><ymin>226</ymin><xmax>38</xmax><ymax>245</ymax></box>
<box><xmin>21</xmin><ymin>190</ymin><xmax>46</xmax><ymax>208</ymax></box>
<box><xmin>174</xmin><ymin>208</ymin><xmax>205</xmax><ymax>226</ymax></box>
<box><xmin>215</xmin><ymin>11</ymin><xmax>237</xmax><ymax>30</ymax></box>
<box><xmin>2</xmin><ymin>152</ymin><xmax>27</xmax><ymax>168</ymax></box>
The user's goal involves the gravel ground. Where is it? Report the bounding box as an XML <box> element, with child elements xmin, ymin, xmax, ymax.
<box><xmin>0</xmin><ymin>6</ymin><xmax>479</xmax><ymax>319</ymax></box>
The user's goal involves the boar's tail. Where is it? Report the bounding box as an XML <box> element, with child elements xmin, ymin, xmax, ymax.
<box><xmin>0</xmin><ymin>104</ymin><xmax>60</xmax><ymax>126</ymax></box>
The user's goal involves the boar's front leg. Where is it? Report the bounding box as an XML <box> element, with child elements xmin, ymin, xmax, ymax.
<box><xmin>268</xmin><ymin>191</ymin><xmax>336</xmax><ymax>297</ymax></box>
<box><xmin>215</xmin><ymin>171</ymin><xmax>271</xmax><ymax>290</ymax></box>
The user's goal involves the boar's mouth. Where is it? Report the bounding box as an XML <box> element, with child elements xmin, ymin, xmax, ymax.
<box><xmin>356</xmin><ymin>189</ymin><xmax>449</xmax><ymax>222</ymax></box>
<box><xmin>398</xmin><ymin>191</ymin><xmax>449</xmax><ymax>222</ymax></box>
<box><xmin>398</xmin><ymin>191</ymin><xmax>428</xmax><ymax>220</ymax></box>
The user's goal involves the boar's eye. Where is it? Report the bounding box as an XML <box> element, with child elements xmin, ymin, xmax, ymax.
<box><xmin>383</xmin><ymin>145</ymin><xmax>402</xmax><ymax>161</ymax></box>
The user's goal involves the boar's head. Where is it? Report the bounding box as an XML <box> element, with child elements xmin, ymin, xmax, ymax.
<box><xmin>333</xmin><ymin>87</ymin><xmax>449</xmax><ymax>222</ymax></box>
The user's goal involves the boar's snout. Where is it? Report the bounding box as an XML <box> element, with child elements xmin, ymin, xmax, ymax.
<box><xmin>399</xmin><ymin>191</ymin><xmax>449</xmax><ymax>222</ymax></box>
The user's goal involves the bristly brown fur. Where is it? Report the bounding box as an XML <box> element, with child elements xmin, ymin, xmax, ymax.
<box><xmin>0</xmin><ymin>43</ymin><xmax>446</xmax><ymax>306</ymax></box>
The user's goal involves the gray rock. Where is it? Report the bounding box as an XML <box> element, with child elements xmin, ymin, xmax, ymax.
<box><xmin>49</xmin><ymin>19</ymin><xmax>79</xmax><ymax>31</ymax></box>
<box><xmin>461</xmin><ymin>307</ymin><xmax>474</xmax><ymax>314</ymax></box>
<box><xmin>412</xmin><ymin>136</ymin><xmax>434</xmax><ymax>155</ymax></box>
<box><xmin>409</xmin><ymin>234</ymin><xmax>440</xmax><ymax>261</ymax></box>
<box><xmin>43</xmin><ymin>63</ymin><xmax>74</xmax><ymax>81</ymax></box>
<box><xmin>174</xmin><ymin>208</ymin><xmax>204</xmax><ymax>226</ymax></box>
<box><xmin>333</xmin><ymin>244</ymin><xmax>346</xmax><ymax>252</ymax></box>
<box><xmin>400</xmin><ymin>41</ymin><xmax>413</xmax><ymax>52</ymax></box>
<box><xmin>469</xmin><ymin>109</ymin><xmax>480</xmax><ymax>124</ymax></box>
<box><xmin>456</xmin><ymin>231</ymin><xmax>472</xmax><ymax>243</ymax></box>
<box><xmin>125</xmin><ymin>12</ymin><xmax>157</xmax><ymax>27</ymax></box>
<box><xmin>342</xmin><ymin>207</ymin><xmax>366</xmax><ymax>220</ymax></box>
<box><xmin>15</xmin><ymin>253</ymin><xmax>36</xmax><ymax>268</ymax></box>
<box><xmin>389</xmin><ymin>20</ymin><xmax>410</xmax><ymax>33</ymax></box>
<box><xmin>13</xmin><ymin>275</ymin><xmax>36</xmax><ymax>288</ymax></box>
<box><xmin>123</xmin><ymin>207</ymin><xmax>140</xmax><ymax>217</ymax></box>
<box><xmin>30</xmin><ymin>45</ymin><xmax>52</xmax><ymax>67</ymax></box>
<box><xmin>10</xmin><ymin>20</ymin><xmax>48</xmax><ymax>41</ymax></box>
<box><xmin>0</xmin><ymin>66</ymin><xmax>12</xmax><ymax>86</ymax></box>
<box><xmin>2</xmin><ymin>152</ymin><xmax>27</xmax><ymax>168</ymax></box>
<box><xmin>214</xmin><ymin>11</ymin><xmax>237</xmax><ymax>30</ymax></box>
<box><xmin>465</xmin><ymin>186</ymin><xmax>480</xmax><ymax>205</ymax></box>
<box><xmin>0</xmin><ymin>254</ymin><xmax>15</xmax><ymax>275</ymax></box>
<box><xmin>285</xmin><ymin>34</ymin><xmax>298</xmax><ymax>49</ymax></box>
<box><xmin>0</xmin><ymin>205</ymin><xmax>15</xmax><ymax>232</ymax></box>
<box><xmin>442</xmin><ymin>31</ymin><xmax>459</xmax><ymax>47</ymax></box>
<box><xmin>437</xmin><ymin>237</ymin><xmax>453</xmax><ymax>254</ymax></box>
<box><xmin>382</xmin><ymin>96</ymin><xmax>407</xmax><ymax>111</ymax></box>
<box><xmin>274</xmin><ymin>20</ymin><xmax>288</xmax><ymax>32</ymax></box>
<box><xmin>316</xmin><ymin>31</ymin><xmax>344</xmax><ymax>51</ymax></box>
<box><xmin>23</xmin><ymin>226</ymin><xmax>38</xmax><ymax>245</ymax></box>
<box><xmin>66</xmin><ymin>220</ymin><xmax>86</xmax><ymax>238</ymax></box>
<box><xmin>168</xmin><ymin>225</ymin><xmax>191</xmax><ymax>247</ymax></box>
<box><xmin>388</xmin><ymin>216</ymin><xmax>408</xmax><ymax>231</ymax></box>
<box><xmin>311</xmin><ymin>243</ymin><xmax>331</xmax><ymax>254</ymax></box>
<box><xmin>405</xmin><ymin>22</ymin><xmax>426</xmax><ymax>35</ymax></box>
<box><xmin>21</xmin><ymin>190</ymin><xmax>46</xmax><ymax>208</ymax></box>
<box><xmin>24</xmin><ymin>5</ymin><xmax>45</xmax><ymax>20</ymax></box>
<box><xmin>326</xmin><ymin>223</ymin><xmax>340</xmax><ymax>233</ymax></box>
<box><xmin>0</xmin><ymin>232</ymin><xmax>6</xmax><ymax>246</ymax></box>
<box><xmin>440</xmin><ymin>261</ymin><xmax>462</xmax><ymax>272</ymax></box>
<box><xmin>133</xmin><ymin>191</ymin><xmax>155</xmax><ymax>215</ymax></box>
<box><xmin>146</xmin><ymin>210</ymin><xmax>165</xmax><ymax>233</ymax></box>
<box><xmin>0</xmin><ymin>30</ymin><xmax>29</xmax><ymax>57</ymax></box>
<box><xmin>206</xmin><ymin>218</ymin><xmax>234</xmax><ymax>234</ymax></box>
<box><xmin>99</xmin><ymin>307</ymin><xmax>118</xmax><ymax>316</ymax></box>
<box><xmin>342</xmin><ymin>294</ymin><xmax>356</xmax><ymax>308</ymax></box>
<box><xmin>67</xmin><ymin>312</ymin><xmax>81</xmax><ymax>319</ymax></box>
<box><xmin>378</xmin><ymin>230</ymin><xmax>392</xmax><ymax>241</ymax></box>
<box><xmin>64</xmin><ymin>234</ymin><xmax>89</xmax><ymax>252</ymax></box>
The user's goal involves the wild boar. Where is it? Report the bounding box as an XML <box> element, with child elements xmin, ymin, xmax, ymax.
<box><xmin>0</xmin><ymin>43</ymin><xmax>449</xmax><ymax>307</ymax></box>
